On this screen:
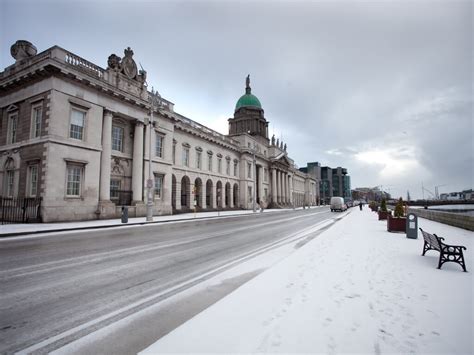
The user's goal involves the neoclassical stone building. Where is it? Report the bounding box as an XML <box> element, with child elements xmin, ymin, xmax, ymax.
<box><xmin>0</xmin><ymin>41</ymin><xmax>318</xmax><ymax>222</ymax></box>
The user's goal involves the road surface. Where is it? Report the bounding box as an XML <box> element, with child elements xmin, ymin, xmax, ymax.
<box><xmin>0</xmin><ymin>207</ymin><xmax>342</xmax><ymax>354</ymax></box>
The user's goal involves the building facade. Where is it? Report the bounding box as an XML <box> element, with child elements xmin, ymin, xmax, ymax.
<box><xmin>0</xmin><ymin>41</ymin><xmax>318</xmax><ymax>222</ymax></box>
<box><xmin>300</xmin><ymin>162</ymin><xmax>351</xmax><ymax>204</ymax></box>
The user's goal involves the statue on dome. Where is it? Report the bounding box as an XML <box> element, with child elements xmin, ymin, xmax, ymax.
<box><xmin>284</xmin><ymin>143</ymin><xmax>287</xmax><ymax>151</ymax></box>
<box><xmin>246</xmin><ymin>74</ymin><xmax>250</xmax><ymax>89</ymax></box>
<box><xmin>276</xmin><ymin>138</ymin><xmax>279</xmax><ymax>147</ymax></box>
<box><xmin>280</xmin><ymin>141</ymin><xmax>284</xmax><ymax>149</ymax></box>
<box><xmin>271</xmin><ymin>134</ymin><xmax>275</xmax><ymax>145</ymax></box>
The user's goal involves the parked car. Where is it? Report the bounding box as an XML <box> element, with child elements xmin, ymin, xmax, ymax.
<box><xmin>330</xmin><ymin>197</ymin><xmax>347</xmax><ymax>212</ymax></box>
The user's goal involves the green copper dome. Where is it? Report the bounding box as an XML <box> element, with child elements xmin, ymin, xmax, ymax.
<box><xmin>235</xmin><ymin>74</ymin><xmax>262</xmax><ymax>111</ymax></box>
<box><xmin>235</xmin><ymin>93</ymin><xmax>262</xmax><ymax>110</ymax></box>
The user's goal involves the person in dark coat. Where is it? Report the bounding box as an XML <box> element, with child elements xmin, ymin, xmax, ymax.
<box><xmin>359</xmin><ymin>202</ymin><xmax>363</xmax><ymax>211</ymax></box>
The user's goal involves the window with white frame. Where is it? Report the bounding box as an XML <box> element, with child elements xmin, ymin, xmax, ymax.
<box><xmin>155</xmin><ymin>133</ymin><xmax>163</xmax><ymax>158</ymax></box>
<box><xmin>154</xmin><ymin>173</ymin><xmax>164</xmax><ymax>198</ymax></box>
<box><xmin>247</xmin><ymin>162</ymin><xmax>252</xmax><ymax>178</ymax></box>
<box><xmin>66</xmin><ymin>164</ymin><xmax>83</xmax><ymax>197</ymax></box>
<box><xmin>182</xmin><ymin>147</ymin><xmax>190</xmax><ymax>167</ymax></box>
<box><xmin>8</xmin><ymin>113</ymin><xmax>18</xmax><ymax>144</ymax></box>
<box><xmin>28</xmin><ymin>165</ymin><xmax>38</xmax><ymax>197</ymax></box>
<box><xmin>196</xmin><ymin>151</ymin><xmax>202</xmax><ymax>169</ymax></box>
<box><xmin>112</xmin><ymin>125</ymin><xmax>124</xmax><ymax>152</ymax></box>
<box><xmin>234</xmin><ymin>161</ymin><xmax>238</xmax><ymax>176</ymax></box>
<box><xmin>110</xmin><ymin>179</ymin><xmax>121</xmax><ymax>199</ymax></box>
<box><xmin>217</xmin><ymin>158</ymin><xmax>222</xmax><ymax>174</ymax></box>
<box><xmin>208</xmin><ymin>154</ymin><xmax>213</xmax><ymax>171</ymax></box>
<box><xmin>31</xmin><ymin>104</ymin><xmax>42</xmax><ymax>138</ymax></box>
<box><xmin>70</xmin><ymin>108</ymin><xmax>86</xmax><ymax>140</ymax></box>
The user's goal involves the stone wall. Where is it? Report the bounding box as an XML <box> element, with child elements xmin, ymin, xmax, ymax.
<box><xmin>408</xmin><ymin>208</ymin><xmax>474</xmax><ymax>231</ymax></box>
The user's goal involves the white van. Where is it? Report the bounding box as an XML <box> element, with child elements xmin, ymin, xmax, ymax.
<box><xmin>330</xmin><ymin>197</ymin><xmax>346</xmax><ymax>212</ymax></box>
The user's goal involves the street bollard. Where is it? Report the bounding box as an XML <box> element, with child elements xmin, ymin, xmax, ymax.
<box><xmin>121</xmin><ymin>206</ymin><xmax>128</xmax><ymax>223</ymax></box>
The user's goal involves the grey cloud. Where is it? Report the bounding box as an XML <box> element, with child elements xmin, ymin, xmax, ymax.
<box><xmin>2</xmin><ymin>0</ymin><xmax>471</xmax><ymax>198</ymax></box>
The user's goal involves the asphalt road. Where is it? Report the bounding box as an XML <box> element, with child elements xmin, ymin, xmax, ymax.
<box><xmin>0</xmin><ymin>207</ymin><xmax>339</xmax><ymax>354</ymax></box>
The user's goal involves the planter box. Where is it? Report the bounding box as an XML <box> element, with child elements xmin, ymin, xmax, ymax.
<box><xmin>378</xmin><ymin>211</ymin><xmax>391</xmax><ymax>220</ymax></box>
<box><xmin>387</xmin><ymin>214</ymin><xmax>407</xmax><ymax>232</ymax></box>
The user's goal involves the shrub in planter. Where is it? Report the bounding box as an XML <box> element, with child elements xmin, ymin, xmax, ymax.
<box><xmin>378</xmin><ymin>198</ymin><xmax>390</xmax><ymax>220</ymax></box>
<box><xmin>369</xmin><ymin>201</ymin><xmax>377</xmax><ymax>212</ymax></box>
<box><xmin>388</xmin><ymin>197</ymin><xmax>407</xmax><ymax>232</ymax></box>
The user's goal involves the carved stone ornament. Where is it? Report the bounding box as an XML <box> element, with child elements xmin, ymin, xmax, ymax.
<box><xmin>121</xmin><ymin>47</ymin><xmax>138</xmax><ymax>80</ymax></box>
<box><xmin>107</xmin><ymin>54</ymin><xmax>121</xmax><ymax>70</ymax></box>
<box><xmin>10</xmin><ymin>40</ymin><xmax>37</xmax><ymax>62</ymax></box>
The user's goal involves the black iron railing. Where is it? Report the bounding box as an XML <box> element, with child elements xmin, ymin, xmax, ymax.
<box><xmin>0</xmin><ymin>197</ymin><xmax>42</xmax><ymax>224</ymax></box>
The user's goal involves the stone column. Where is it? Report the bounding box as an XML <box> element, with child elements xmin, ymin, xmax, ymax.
<box><xmin>175</xmin><ymin>177</ymin><xmax>182</xmax><ymax>210</ymax></box>
<box><xmin>202</xmin><ymin>182</ymin><xmax>207</xmax><ymax>209</ymax></box>
<box><xmin>283</xmin><ymin>172</ymin><xmax>287</xmax><ymax>204</ymax></box>
<box><xmin>211</xmin><ymin>182</ymin><xmax>217</xmax><ymax>209</ymax></box>
<box><xmin>132</xmin><ymin>121</ymin><xmax>144</xmax><ymax>203</ymax></box>
<box><xmin>289</xmin><ymin>175</ymin><xmax>294</xmax><ymax>205</ymax></box>
<box><xmin>271</xmin><ymin>168</ymin><xmax>277</xmax><ymax>204</ymax></box>
<box><xmin>230</xmin><ymin>183</ymin><xmax>234</xmax><ymax>208</ymax></box>
<box><xmin>99</xmin><ymin>110</ymin><xmax>113</xmax><ymax>201</ymax></box>
<box><xmin>258</xmin><ymin>166</ymin><xmax>263</xmax><ymax>203</ymax></box>
<box><xmin>277</xmin><ymin>170</ymin><xmax>283</xmax><ymax>203</ymax></box>
<box><xmin>287</xmin><ymin>174</ymin><xmax>290</xmax><ymax>204</ymax></box>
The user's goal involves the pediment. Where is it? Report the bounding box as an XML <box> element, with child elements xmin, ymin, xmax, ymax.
<box><xmin>271</xmin><ymin>153</ymin><xmax>292</xmax><ymax>168</ymax></box>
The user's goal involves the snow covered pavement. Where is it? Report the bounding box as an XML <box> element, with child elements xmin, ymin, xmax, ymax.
<box><xmin>141</xmin><ymin>207</ymin><xmax>473</xmax><ymax>354</ymax></box>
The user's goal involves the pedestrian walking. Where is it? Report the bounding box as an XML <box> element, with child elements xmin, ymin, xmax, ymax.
<box><xmin>359</xmin><ymin>202</ymin><xmax>363</xmax><ymax>211</ymax></box>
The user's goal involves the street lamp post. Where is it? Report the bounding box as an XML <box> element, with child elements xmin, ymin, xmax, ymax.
<box><xmin>146</xmin><ymin>87</ymin><xmax>161</xmax><ymax>222</ymax></box>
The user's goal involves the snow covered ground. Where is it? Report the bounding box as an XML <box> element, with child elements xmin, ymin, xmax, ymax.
<box><xmin>141</xmin><ymin>207</ymin><xmax>473</xmax><ymax>354</ymax></box>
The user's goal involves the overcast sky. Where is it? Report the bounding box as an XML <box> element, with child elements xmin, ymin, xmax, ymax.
<box><xmin>1</xmin><ymin>0</ymin><xmax>472</xmax><ymax>199</ymax></box>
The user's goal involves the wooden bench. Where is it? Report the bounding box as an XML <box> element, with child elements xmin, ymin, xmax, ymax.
<box><xmin>419</xmin><ymin>228</ymin><xmax>467</xmax><ymax>272</ymax></box>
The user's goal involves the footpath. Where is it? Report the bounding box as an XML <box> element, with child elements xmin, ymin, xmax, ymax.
<box><xmin>140</xmin><ymin>207</ymin><xmax>473</xmax><ymax>354</ymax></box>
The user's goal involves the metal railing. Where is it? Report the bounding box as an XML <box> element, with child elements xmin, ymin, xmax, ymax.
<box><xmin>0</xmin><ymin>197</ymin><xmax>42</xmax><ymax>224</ymax></box>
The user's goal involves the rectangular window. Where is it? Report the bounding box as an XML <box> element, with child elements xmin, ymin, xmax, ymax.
<box><xmin>29</xmin><ymin>165</ymin><xmax>38</xmax><ymax>197</ymax></box>
<box><xmin>70</xmin><ymin>109</ymin><xmax>85</xmax><ymax>140</ymax></box>
<box><xmin>208</xmin><ymin>155</ymin><xmax>212</xmax><ymax>171</ymax></box>
<box><xmin>112</xmin><ymin>126</ymin><xmax>124</xmax><ymax>152</ymax></box>
<box><xmin>247</xmin><ymin>162</ymin><xmax>252</xmax><ymax>178</ymax></box>
<box><xmin>31</xmin><ymin>105</ymin><xmax>42</xmax><ymax>138</ymax></box>
<box><xmin>155</xmin><ymin>133</ymin><xmax>163</xmax><ymax>158</ymax></box>
<box><xmin>66</xmin><ymin>165</ymin><xmax>83</xmax><ymax>197</ymax></box>
<box><xmin>264</xmin><ymin>168</ymin><xmax>268</xmax><ymax>182</ymax></box>
<box><xmin>196</xmin><ymin>152</ymin><xmax>202</xmax><ymax>169</ymax></box>
<box><xmin>8</xmin><ymin>113</ymin><xmax>18</xmax><ymax>144</ymax></box>
<box><xmin>248</xmin><ymin>186</ymin><xmax>252</xmax><ymax>200</ymax></box>
<box><xmin>110</xmin><ymin>179</ymin><xmax>121</xmax><ymax>199</ymax></box>
<box><xmin>226</xmin><ymin>160</ymin><xmax>230</xmax><ymax>175</ymax></box>
<box><xmin>234</xmin><ymin>161</ymin><xmax>238</xmax><ymax>176</ymax></box>
<box><xmin>154</xmin><ymin>173</ymin><xmax>163</xmax><ymax>198</ymax></box>
<box><xmin>218</xmin><ymin>158</ymin><xmax>222</xmax><ymax>174</ymax></box>
<box><xmin>6</xmin><ymin>170</ymin><xmax>14</xmax><ymax>197</ymax></box>
<box><xmin>182</xmin><ymin>147</ymin><xmax>189</xmax><ymax>167</ymax></box>
<box><xmin>172</xmin><ymin>143</ymin><xmax>176</xmax><ymax>164</ymax></box>
<box><xmin>264</xmin><ymin>188</ymin><xmax>268</xmax><ymax>199</ymax></box>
